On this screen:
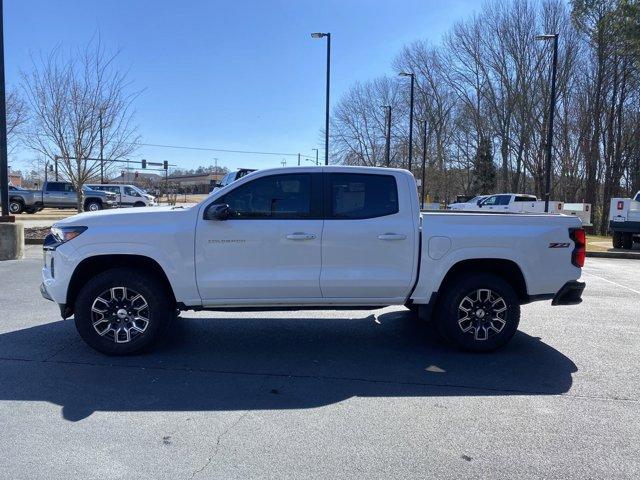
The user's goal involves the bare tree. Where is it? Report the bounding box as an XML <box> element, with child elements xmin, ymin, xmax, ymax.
<box><xmin>22</xmin><ymin>38</ymin><xmax>140</xmax><ymax>211</ymax></box>
<box><xmin>6</xmin><ymin>87</ymin><xmax>28</xmax><ymax>150</ymax></box>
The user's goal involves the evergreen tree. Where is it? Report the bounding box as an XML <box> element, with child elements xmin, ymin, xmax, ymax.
<box><xmin>471</xmin><ymin>137</ymin><xmax>496</xmax><ymax>195</ymax></box>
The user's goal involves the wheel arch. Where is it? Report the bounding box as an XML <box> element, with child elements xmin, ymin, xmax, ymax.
<box><xmin>66</xmin><ymin>254</ymin><xmax>177</xmax><ymax>316</ymax></box>
<box><xmin>438</xmin><ymin>258</ymin><xmax>528</xmax><ymax>304</ymax></box>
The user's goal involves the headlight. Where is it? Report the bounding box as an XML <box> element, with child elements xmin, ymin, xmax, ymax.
<box><xmin>50</xmin><ymin>226</ymin><xmax>87</xmax><ymax>243</ymax></box>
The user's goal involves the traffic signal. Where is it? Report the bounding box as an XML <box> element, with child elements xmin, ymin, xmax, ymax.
<box><xmin>163</xmin><ymin>160</ymin><xmax>168</xmax><ymax>170</ymax></box>
<box><xmin>141</xmin><ymin>159</ymin><xmax>147</xmax><ymax>169</ymax></box>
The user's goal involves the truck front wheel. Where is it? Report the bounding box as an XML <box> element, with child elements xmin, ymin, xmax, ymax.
<box><xmin>435</xmin><ymin>273</ymin><xmax>520</xmax><ymax>352</ymax></box>
<box><xmin>74</xmin><ymin>268</ymin><xmax>175</xmax><ymax>355</ymax></box>
<box><xmin>85</xmin><ymin>200</ymin><xmax>102</xmax><ymax>212</ymax></box>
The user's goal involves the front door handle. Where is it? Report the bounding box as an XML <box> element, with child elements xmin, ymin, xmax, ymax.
<box><xmin>377</xmin><ymin>233</ymin><xmax>407</xmax><ymax>241</ymax></box>
<box><xmin>286</xmin><ymin>233</ymin><xmax>317</xmax><ymax>241</ymax></box>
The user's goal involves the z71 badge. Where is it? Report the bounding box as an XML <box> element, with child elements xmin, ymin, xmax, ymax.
<box><xmin>548</xmin><ymin>242</ymin><xmax>570</xmax><ymax>248</ymax></box>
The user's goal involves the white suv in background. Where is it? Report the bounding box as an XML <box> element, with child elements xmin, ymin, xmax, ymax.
<box><xmin>86</xmin><ymin>184</ymin><xmax>157</xmax><ymax>207</ymax></box>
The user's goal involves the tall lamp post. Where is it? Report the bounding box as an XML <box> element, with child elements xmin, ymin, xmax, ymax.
<box><xmin>421</xmin><ymin>120</ymin><xmax>428</xmax><ymax>210</ymax></box>
<box><xmin>311</xmin><ymin>32</ymin><xmax>331</xmax><ymax>166</ymax></box>
<box><xmin>399</xmin><ymin>72</ymin><xmax>415</xmax><ymax>172</ymax></box>
<box><xmin>312</xmin><ymin>148</ymin><xmax>319</xmax><ymax>165</ymax></box>
<box><xmin>536</xmin><ymin>33</ymin><xmax>559</xmax><ymax>213</ymax></box>
<box><xmin>0</xmin><ymin>0</ymin><xmax>9</xmax><ymax>219</ymax></box>
<box><xmin>381</xmin><ymin>105</ymin><xmax>392</xmax><ymax>167</ymax></box>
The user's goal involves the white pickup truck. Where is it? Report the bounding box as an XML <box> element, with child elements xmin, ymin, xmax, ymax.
<box><xmin>40</xmin><ymin>166</ymin><xmax>586</xmax><ymax>355</ymax></box>
<box><xmin>609</xmin><ymin>191</ymin><xmax>640</xmax><ymax>249</ymax></box>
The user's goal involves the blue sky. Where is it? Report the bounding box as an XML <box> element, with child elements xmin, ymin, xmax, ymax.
<box><xmin>6</xmin><ymin>0</ymin><xmax>481</xmax><ymax>173</ymax></box>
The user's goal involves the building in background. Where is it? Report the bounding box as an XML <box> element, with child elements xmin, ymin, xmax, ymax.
<box><xmin>8</xmin><ymin>172</ymin><xmax>23</xmax><ymax>187</ymax></box>
<box><xmin>166</xmin><ymin>173</ymin><xmax>223</xmax><ymax>194</ymax></box>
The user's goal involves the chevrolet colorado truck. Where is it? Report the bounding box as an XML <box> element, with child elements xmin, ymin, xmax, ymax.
<box><xmin>40</xmin><ymin>166</ymin><xmax>586</xmax><ymax>355</ymax></box>
<box><xmin>9</xmin><ymin>181</ymin><xmax>118</xmax><ymax>214</ymax></box>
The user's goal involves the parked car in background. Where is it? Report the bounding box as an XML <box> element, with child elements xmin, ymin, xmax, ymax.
<box><xmin>8</xmin><ymin>181</ymin><xmax>118</xmax><ymax>214</ymax></box>
<box><xmin>447</xmin><ymin>195</ymin><xmax>488</xmax><ymax>210</ymax></box>
<box><xmin>609</xmin><ymin>191</ymin><xmax>640</xmax><ymax>249</ymax></box>
<box><xmin>86</xmin><ymin>184</ymin><xmax>157</xmax><ymax>207</ymax></box>
<box><xmin>454</xmin><ymin>193</ymin><xmax>565</xmax><ymax>213</ymax></box>
<box><xmin>210</xmin><ymin>168</ymin><xmax>257</xmax><ymax>194</ymax></box>
<box><xmin>41</xmin><ymin>166</ymin><xmax>585</xmax><ymax>356</ymax></box>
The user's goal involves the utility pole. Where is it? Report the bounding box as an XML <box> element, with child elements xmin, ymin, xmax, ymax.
<box><xmin>0</xmin><ymin>0</ymin><xmax>9</xmax><ymax>218</ymax></box>
<box><xmin>54</xmin><ymin>156</ymin><xmax>59</xmax><ymax>181</ymax></box>
<box><xmin>382</xmin><ymin>106</ymin><xmax>392</xmax><ymax>167</ymax></box>
<box><xmin>421</xmin><ymin>120</ymin><xmax>427</xmax><ymax>210</ymax></box>
<box><xmin>298</xmin><ymin>153</ymin><xmax>301</xmax><ymax>166</ymax></box>
<box><xmin>99</xmin><ymin>110</ymin><xmax>104</xmax><ymax>184</ymax></box>
<box><xmin>536</xmin><ymin>33</ymin><xmax>559</xmax><ymax>213</ymax></box>
<box><xmin>312</xmin><ymin>148</ymin><xmax>319</xmax><ymax>166</ymax></box>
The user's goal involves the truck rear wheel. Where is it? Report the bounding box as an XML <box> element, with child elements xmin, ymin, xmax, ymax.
<box><xmin>435</xmin><ymin>273</ymin><xmax>520</xmax><ymax>352</ymax></box>
<box><xmin>621</xmin><ymin>233</ymin><xmax>633</xmax><ymax>250</ymax></box>
<box><xmin>9</xmin><ymin>200</ymin><xmax>23</xmax><ymax>214</ymax></box>
<box><xmin>613</xmin><ymin>231</ymin><xmax>623</xmax><ymax>249</ymax></box>
<box><xmin>74</xmin><ymin>268</ymin><xmax>175</xmax><ymax>355</ymax></box>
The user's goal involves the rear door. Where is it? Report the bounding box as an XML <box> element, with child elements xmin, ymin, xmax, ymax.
<box><xmin>320</xmin><ymin>171</ymin><xmax>416</xmax><ymax>300</ymax></box>
<box><xmin>43</xmin><ymin>182</ymin><xmax>67</xmax><ymax>206</ymax></box>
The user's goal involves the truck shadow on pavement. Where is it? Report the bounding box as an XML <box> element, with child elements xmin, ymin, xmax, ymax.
<box><xmin>0</xmin><ymin>309</ymin><xmax>577</xmax><ymax>421</ymax></box>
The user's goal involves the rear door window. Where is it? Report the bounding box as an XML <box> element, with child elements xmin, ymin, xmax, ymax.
<box><xmin>327</xmin><ymin>173</ymin><xmax>398</xmax><ymax>219</ymax></box>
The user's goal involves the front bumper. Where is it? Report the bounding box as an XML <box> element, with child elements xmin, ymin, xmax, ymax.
<box><xmin>40</xmin><ymin>282</ymin><xmax>53</xmax><ymax>301</ymax></box>
<box><xmin>552</xmin><ymin>280</ymin><xmax>585</xmax><ymax>306</ymax></box>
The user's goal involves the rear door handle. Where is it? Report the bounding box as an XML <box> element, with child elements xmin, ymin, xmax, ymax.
<box><xmin>377</xmin><ymin>233</ymin><xmax>407</xmax><ymax>241</ymax></box>
<box><xmin>286</xmin><ymin>233</ymin><xmax>317</xmax><ymax>241</ymax></box>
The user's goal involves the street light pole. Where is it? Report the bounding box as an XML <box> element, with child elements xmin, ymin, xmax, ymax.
<box><xmin>311</xmin><ymin>32</ymin><xmax>331</xmax><ymax>165</ymax></box>
<box><xmin>382</xmin><ymin>106</ymin><xmax>392</xmax><ymax>167</ymax></box>
<box><xmin>421</xmin><ymin>120</ymin><xmax>428</xmax><ymax>210</ymax></box>
<box><xmin>0</xmin><ymin>0</ymin><xmax>9</xmax><ymax>218</ymax></box>
<box><xmin>536</xmin><ymin>33</ymin><xmax>559</xmax><ymax>213</ymax></box>
<box><xmin>99</xmin><ymin>110</ymin><xmax>104</xmax><ymax>184</ymax></box>
<box><xmin>312</xmin><ymin>148</ymin><xmax>319</xmax><ymax>166</ymax></box>
<box><xmin>399</xmin><ymin>72</ymin><xmax>415</xmax><ymax>172</ymax></box>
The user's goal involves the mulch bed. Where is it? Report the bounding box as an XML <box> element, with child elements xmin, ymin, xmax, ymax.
<box><xmin>25</xmin><ymin>227</ymin><xmax>50</xmax><ymax>240</ymax></box>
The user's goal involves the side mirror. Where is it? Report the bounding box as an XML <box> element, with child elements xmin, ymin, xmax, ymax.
<box><xmin>476</xmin><ymin>199</ymin><xmax>482</xmax><ymax>206</ymax></box>
<box><xmin>204</xmin><ymin>203</ymin><xmax>232</xmax><ymax>220</ymax></box>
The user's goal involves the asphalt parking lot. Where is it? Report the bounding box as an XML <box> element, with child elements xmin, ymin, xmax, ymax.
<box><xmin>0</xmin><ymin>246</ymin><xmax>638</xmax><ymax>479</ymax></box>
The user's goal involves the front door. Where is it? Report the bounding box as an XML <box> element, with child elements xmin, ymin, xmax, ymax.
<box><xmin>195</xmin><ymin>172</ymin><xmax>323</xmax><ymax>303</ymax></box>
<box><xmin>320</xmin><ymin>171</ymin><xmax>417</xmax><ymax>300</ymax></box>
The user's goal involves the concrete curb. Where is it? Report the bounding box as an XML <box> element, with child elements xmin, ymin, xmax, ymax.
<box><xmin>587</xmin><ymin>251</ymin><xmax>640</xmax><ymax>260</ymax></box>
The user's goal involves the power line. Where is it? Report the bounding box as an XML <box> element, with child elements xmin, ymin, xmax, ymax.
<box><xmin>135</xmin><ymin>142</ymin><xmax>316</xmax><ymax>160</ymax></box>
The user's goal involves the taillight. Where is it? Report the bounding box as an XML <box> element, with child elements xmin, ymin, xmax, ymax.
<box><xmin>617</xmin><ymin>201</ymin><xmax>624</xmax><ymax>210</ymax></box>
<box><xmin>569</xmin><ymin>228</ymin><xmax>586</xmax><ymax>268</ymax></box>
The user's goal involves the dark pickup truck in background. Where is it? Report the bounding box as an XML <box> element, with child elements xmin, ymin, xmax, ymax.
<box><xmin>8</xmin><ymin>182</ymin><xmax>118</xmax><ymax>214</ymax></box>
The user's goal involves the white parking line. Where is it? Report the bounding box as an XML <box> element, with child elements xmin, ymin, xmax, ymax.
<box><xmin>581</xmin><ymin>270</ymin><xmax>640</xmax><ymax>295</ymax></box>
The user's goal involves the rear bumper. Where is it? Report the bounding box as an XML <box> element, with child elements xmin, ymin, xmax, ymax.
<box><xmin>551</xmin><ymin>280</ymin><xmax>585</xmax><ymax>306</ymax></box>
<box><xmin>609</xmin><ymin>220</ymin><xmax>640</xmax><ymax>233</ymax></box>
